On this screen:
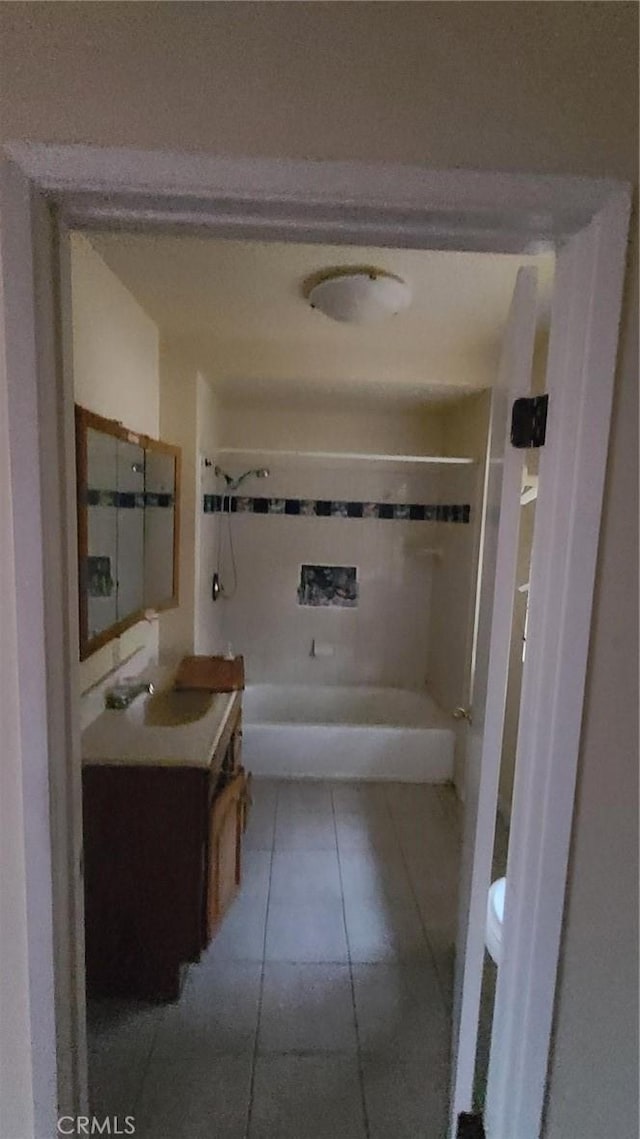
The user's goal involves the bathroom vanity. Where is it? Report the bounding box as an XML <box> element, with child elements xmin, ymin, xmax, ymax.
<box><xmin>82</xmin><ymin>664</ymin><xmax>247</xmax><ymax>1001</ymax></box>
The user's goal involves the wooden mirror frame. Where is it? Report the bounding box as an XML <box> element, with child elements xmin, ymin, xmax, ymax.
<box><xmin>75</xmin><ymin>405</ymin><xmax>181</xmax><ymax>660</ymax></box>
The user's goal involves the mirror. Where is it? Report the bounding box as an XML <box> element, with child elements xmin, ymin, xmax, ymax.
<box><xmin>76</xmin><ymin>406</ymin><xmax>181</xmax><ymax>660</ymax></box>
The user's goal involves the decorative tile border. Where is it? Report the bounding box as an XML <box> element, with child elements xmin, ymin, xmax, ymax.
<box><xmin>298</xmin><ymin>564</ymin><xmax>358</xmax><ymax>608</ymax></box>
<box><xmin>203</xmin><ymin>494</ymin><xmax>470</xmax><ymax>523</ymax></box>
<box><xmin>86</xmin><ymin>489</ymin><xmax>174</xmax><ymax>508</ymax></box>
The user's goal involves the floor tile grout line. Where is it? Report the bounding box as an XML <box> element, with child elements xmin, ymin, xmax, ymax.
<box><xmin>331</xmin><ymin>787</ymin><xmax>372</xmax><ymax>1139</ymax></box>
<box><xmin>244</xmin><ymin>785</ymin><xmax>279</xmax><ymax>1139</ymax></box>
<box><xmin>382</xmin><ymin>785</ymin><xmax>453</xmax><ymax>1022</ymax></box>
<box><xmin>130</xmin><ymin>1006</ymin><xmax>170</xmax><ymax>1121</ymax></box>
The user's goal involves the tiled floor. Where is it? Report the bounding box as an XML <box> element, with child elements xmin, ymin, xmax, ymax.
<box><xmin>87</xmin><ymin>779</ymin><xmax>462</xmax><ymax>1139</ymax></box>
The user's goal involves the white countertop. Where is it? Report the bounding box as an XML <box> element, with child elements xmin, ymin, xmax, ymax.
<box><xmin>81</xmin><ymin>674</ymin><xmax>239</xmax><ymax>768</ymax></box>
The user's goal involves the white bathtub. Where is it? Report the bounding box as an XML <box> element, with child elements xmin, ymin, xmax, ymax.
<box><xmin>242</xmin><ymin>685</ymin><xmax>454</xmax><ymax>782</ymax></box>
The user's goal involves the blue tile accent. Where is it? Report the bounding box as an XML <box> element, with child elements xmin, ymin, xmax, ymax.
<box><xmin>201</xmin><ymin>493</ymin><xmax>471</xmax><ymax>522</ymax></box>
<box><xmin>331</xmin><ymin>501</ymin><xmax>349</xmax><ymax>517</ymax></box>
<box><xmin>87</xmin><ymin>488</ymin><xmax>174</xmax><ymax>509</ymax></box>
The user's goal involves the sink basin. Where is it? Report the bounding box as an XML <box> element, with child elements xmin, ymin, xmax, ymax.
<box><xmin>142</xmin><ymin>688</ymin><xmax>215</xmax><ymax>727</ymax></box>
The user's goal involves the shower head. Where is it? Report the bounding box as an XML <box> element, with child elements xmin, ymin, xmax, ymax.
<box><xmin>214</xmin><ymin>466</ymin><xmax>270</xmax><ymax>492</ymax></box>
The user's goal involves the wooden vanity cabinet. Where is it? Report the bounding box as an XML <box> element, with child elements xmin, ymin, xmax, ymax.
<box><xmin>83</xmin><ymin>699</ymin><xmax>246</xmax><ymax>1001</ymax></box>
<box><xmin>207</xmin><ymin>770</ymin><xmax>245</xmax><ymax>941</ymax></box>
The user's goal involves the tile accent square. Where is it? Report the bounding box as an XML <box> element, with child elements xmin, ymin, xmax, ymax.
<box><xmin>297</xmin><ymin>564</ymin><xmax>358</xmax><ymax>608</ymax></box>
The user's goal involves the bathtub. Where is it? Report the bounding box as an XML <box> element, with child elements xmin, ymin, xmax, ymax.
<box><xmin>242</xmin><ymin>685</ymin><xmax>454</xmax><ymax>782</ymax></box>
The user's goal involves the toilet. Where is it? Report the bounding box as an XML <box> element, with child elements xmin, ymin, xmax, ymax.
<box><xmin>486</xmin><ymin>876</ymin><xmax>506</xmax><ymax>965</ymax></box>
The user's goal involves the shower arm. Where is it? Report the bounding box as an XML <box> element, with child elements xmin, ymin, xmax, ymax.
<box><xmin>214</xmin><ymin>465</ymin><xmax>270</xmax><ymax>493</ymax></box>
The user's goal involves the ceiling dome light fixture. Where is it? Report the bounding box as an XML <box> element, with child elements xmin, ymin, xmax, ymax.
<box><xmin>304</xmin><ymin>267</ymin><xmax>412</xmax><ymax>324</ymax></box>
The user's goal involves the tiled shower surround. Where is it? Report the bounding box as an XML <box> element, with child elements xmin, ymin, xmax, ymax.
<box><xmin>199</xmin><ymin>459</ymin><xmax>478</xmax><ymax>688</ymax></box>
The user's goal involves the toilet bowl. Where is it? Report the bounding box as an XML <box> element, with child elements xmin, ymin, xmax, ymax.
<box><xmin>486</xmin><ymin>877</ymin><xmax>506</xmax><ymax>965</ymax></box>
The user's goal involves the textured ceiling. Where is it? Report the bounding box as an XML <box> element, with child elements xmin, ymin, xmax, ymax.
<box><xmin>89</xmin><ymin>233</ymin><xmax>554</xmax><ymax>411</ymax></box>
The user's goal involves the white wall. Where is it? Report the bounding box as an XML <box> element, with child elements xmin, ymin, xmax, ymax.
<box><xmin>214</xmin><ymin>457</ymin><xmax>451</xmax><ymax>688</ymax></box>
<box><xmin>213</xmin><ymin>403</ymin><xmax>454</xmax><ymax>689</ymax></box>
<box><xmin>497</xmin><ymin>332</ymin><xmax>549</xmax><ymax>817</ymax></box>
<box><xmin>0</xmin><ymin>5</ymin><xmax>636</xmax><ymax>1136</ymax></box>
<box><xmin>195</xmin><ymin>375</ymin><xmax>222</xmax><ymax>654</ymax></box>
<box><xmin>70</xmin><ymin>233</ymin><xmax>161</xmax><ymax>719</ymax></box>
<box><xmin>0</xmin><ymin>308</ymin><xmax>34</xmax><ymax>1139</ymax></box>
<box><xmin>71</xmin><ymin>234</ymin><xmax>159</xmax><ymax>434</ymax></box>
<box><xmin>218</xmin><ymin>402</ymin><xmax>445</xmax><ymax>456</ymax></box>
<box><xmin>498</xmin><ymin>498</ymin><xmax>535</xmax><ymax>821</ymax></box>
<box><xmin>157</xmin><ymin>340</ymin><xmax>198</xmax><ymax>664</ymax></box>
<box><xmin>543</xmin><ymin>228</ymin><xmax>639</xmax><ymax>1139</ymax></box>
<box><xmin>428</xmin><ymin>393</ymin><xmax>491</xmax><ymax>795</ymax></box>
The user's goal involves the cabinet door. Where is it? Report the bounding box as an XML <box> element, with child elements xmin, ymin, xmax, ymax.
<box><xmin>207</xmin><ymin>772</ymin><xmax>245</xmax><ymax>941</ymax></box>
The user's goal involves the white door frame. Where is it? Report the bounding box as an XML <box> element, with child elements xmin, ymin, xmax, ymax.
<box><xmin>452</xmin><ymin>267</ymin><xmax>539</xmax><ymax>1127</ymax></box>
<box><xmin>0</xmin><ymin>142</ymin><xmax>629</xmax><ymax>1139</ymax></box>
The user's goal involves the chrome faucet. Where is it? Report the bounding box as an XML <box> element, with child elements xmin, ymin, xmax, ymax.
<box><xmin>105</xmin><ymin>680</ymin><xmax>155</xmax><ymax>710</ymax></box>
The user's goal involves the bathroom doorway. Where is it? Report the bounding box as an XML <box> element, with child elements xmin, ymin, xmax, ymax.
<box><xmin>70</xmin><ymin>225</ymin><xmax>547</xmax><ymax>1138</ymax></box>
<box><xmin>1</xmin><ymin>146</ymin><xmax>628</xmax><ymax>1139</ymax></box>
